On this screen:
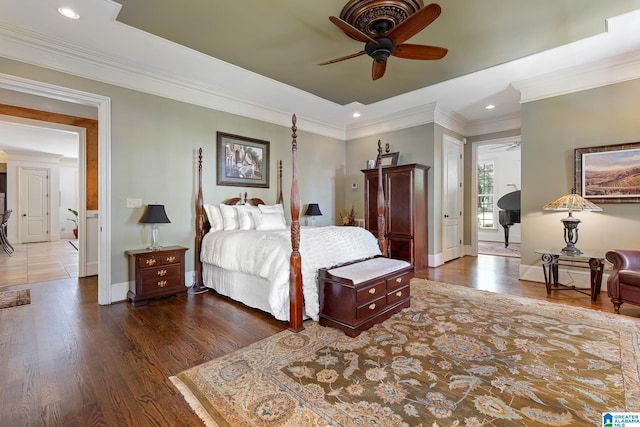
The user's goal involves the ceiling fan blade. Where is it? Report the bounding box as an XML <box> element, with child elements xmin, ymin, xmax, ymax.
<box><xmin>393</xmin><ymin>44</ymin><xmax>448</xmax><ymax>60</ymax></box>
<box><xmin>318</xmin><ymin>51</ymin><xmax>366</xmax><ymax>65</ymax></box>
<box><xmin>388</xmin><ymin>3</ymin><xmax>441</xmax><ymax>45</ymax></box>
<box><xmin>372</xmin><ymin>60</ymin><xmax>387</xmax><ymax>80</ymax></box>
<box><xmin>329</xmin><ymin>16</ymin><xmax>378</xmax><ymax>44</ymax></box>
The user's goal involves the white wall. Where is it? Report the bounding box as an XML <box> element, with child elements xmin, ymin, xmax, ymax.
<box><xmin>59</xmin><ymin>158</ymin><xmax>78</xmax><ymax>239</ymax></box>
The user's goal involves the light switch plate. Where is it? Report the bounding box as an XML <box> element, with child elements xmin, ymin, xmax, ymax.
<box><xmin>126</xmin><ymin>198</ymin><xmax>142</xmax><ymax>208</ymax></box>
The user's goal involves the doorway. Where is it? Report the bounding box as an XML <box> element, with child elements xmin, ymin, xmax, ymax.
<box><xmin>0</xmin><ymin>73</ymin><xmax>112</xmax><ymax>305</ymax></box>
<box><xmin>471</xmin><ymin>137</ymin><xmax>521</xmax><ymax>257</ymax></box>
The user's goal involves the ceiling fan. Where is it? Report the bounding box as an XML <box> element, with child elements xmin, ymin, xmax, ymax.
<box><xmin>319</xmin><ymin>2</ymin><xmax>448</xmax><ymax>80</ymax></box>
<box><xmin>488</xmin><ymin>141</ymin><xmax>521</xmax><ymax>151</ymax></box>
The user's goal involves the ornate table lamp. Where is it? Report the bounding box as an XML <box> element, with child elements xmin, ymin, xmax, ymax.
<box><xmin>139</xmin><ymin>204</ymin><xmax>171</xmax><ymax>250</ymax></box>
<box><xmin>304</xmin><ymin>203</ymin><xmax>322</xmax><ymax>226</ymax></box>
<box><xmin>543</xmin><ymin>189</ymin><xmax>602</xmax><ymax>255</ymax></box>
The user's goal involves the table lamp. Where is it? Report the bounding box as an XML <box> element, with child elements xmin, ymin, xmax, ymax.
<box><xmin>304</xmin><ymin>203</ymin><xmax>322</xmax><ymax>226</ymax></box>
<box><xmin>543</xmin><ymin>189</ymin><xmax>602</xmax><ymax>255</ymax></box>
<box><xmin>139</xmin><ymin>204</ymin><xmax>171</xmax><ymax>250</ymax></box>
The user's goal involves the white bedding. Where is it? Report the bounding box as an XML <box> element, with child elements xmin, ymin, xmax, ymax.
<box><xmin>200</xmin><ymin>226</ymin><xmax>382</xmax><ymax>321</ymax></box>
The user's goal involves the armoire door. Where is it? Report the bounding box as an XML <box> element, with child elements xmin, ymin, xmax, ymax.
<box><xmin>385</xmin><ymin>167</ymin><xmax>414</xmax><ymax>263</ymax></box>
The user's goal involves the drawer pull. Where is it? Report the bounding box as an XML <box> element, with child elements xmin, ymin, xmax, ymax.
<box><xmin>369</xmin><ymin>288</ymin><xmax>376</xmax><ymax>295</ymax></box>
<box><xmin>396</xmin><ymin>291</ymin><xmax>403</xmax><ymax>297</ymax></box>
<box><xmin>368</xmin><ymin>303</ymin><xmax>376</xmax><ymax>310</ymax></box>
<box><xmin>396</xmin><ymin>277</ymin><xmax>403</xmax><ymax>283</ymax></box>
<box><xmin>157</xmin><ymin>280</ymin><xmax>167</xmax><ymax>288</ymax></box>
<box><xmin>166</xmin><ymin>255</ymin><xmax>176</xmax><ymax>263</ymax></box>
<box><xmin>158</xmin><ymin>269</ymin><xmax>167</xmax><ymax>277</ymax></box>
<box><xmin>146</xmin><ymin>258</ymin><xmax>157</xmax><ymax>266</ymax></box>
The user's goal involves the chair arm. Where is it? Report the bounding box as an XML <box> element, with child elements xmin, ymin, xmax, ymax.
<box><xmin>606</xmin><ymin>250</ymin><xmax>640</xmax><ymax>271</ymax></box>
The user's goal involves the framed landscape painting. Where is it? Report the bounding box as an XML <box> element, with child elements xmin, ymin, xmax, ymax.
<box><xmin>216</xmin><ymin>132</ymin><xmax>269</xmax><ymax>188</ymax></box>
<box><xmin>575</xmin><ymin>142</ymin><xmax>640</xmax><ymax>203</ymax></box>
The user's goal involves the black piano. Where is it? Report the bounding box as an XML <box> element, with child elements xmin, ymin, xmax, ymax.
<box><xmin>497</xmin><ymin>190</ymin><xmax>520</xmax><ymax>247</ymax></box>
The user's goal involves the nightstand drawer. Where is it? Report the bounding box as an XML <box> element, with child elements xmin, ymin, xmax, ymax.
<box><xmin>137</xmin><ymin>252</ymin><xmax>181</xmax><ymax>268</ymax></box>
<box><xmin>140</xmin><ymin>264</ymin><xmax>182</xmax><ymax>284</ymax></box>
<box><xmin>140</xmin><ymin>276</ymin><xmax>183</xmax><ymax>294</ymax></box>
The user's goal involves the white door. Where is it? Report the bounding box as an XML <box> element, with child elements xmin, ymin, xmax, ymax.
<box><xmin>21</xmin><ymin>167</ymin><xmax>49</xmax><ymax>243</ymax></box>
<box><xmin>442</xmin><ymin>135</ymin><xmax>464</xmax><ymax>262</ymax></box>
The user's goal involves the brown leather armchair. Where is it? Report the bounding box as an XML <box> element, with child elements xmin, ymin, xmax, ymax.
<box><xmin>606</xmin><ymin>249</ymin><xmax>640</xmax><ymax>313</ymax></box>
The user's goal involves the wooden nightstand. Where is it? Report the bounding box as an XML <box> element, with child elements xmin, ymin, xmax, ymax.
<box><xmin>125</xmin><ymin>246</ymin><xmax>188</xmax><ymax>306</ymax></box>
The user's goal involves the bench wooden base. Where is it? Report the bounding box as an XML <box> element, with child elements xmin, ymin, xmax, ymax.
<box><xmin>318</xmin><ymin>257</ymin><xmax>413</xmax><ymax>337</ymax></box>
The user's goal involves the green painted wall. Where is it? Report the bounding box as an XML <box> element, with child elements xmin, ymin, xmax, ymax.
<box><xmin>0</xmin><ymin>58</ymin><xmax>345</xmax><ymax>286</ymax></box>
<box><xmin>521</xmin><ymin>78</ymin><xmax>640</xmax><ymax>267</ymax></box>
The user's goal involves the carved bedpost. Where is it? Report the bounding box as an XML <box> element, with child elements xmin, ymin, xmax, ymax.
<box><xmin>190</xmin><ymin>148</ymin><xmax>208</xmax><ymax>294</ymax></box>
<box><xmin>277</xmin><ymin>160</ymin><xmax>283</xmax><ymax>204</ymax></box>
<box><xmin>289</xmin><ymin>114</ymin><xmax>304</xmax><ymax>332</ymax></box>
<box><xmin>376</xmin><ymin>140</ymin><xmax>387</xmax><ymax>256</ymax></box>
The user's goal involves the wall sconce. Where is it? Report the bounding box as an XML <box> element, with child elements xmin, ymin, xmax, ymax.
<box><xmin>139</xmin><ymin>204</ymin><xmax>171</xmax><ymax>250</ymax></box>
<box><xmin>304</xmin><ymin>203</ymin><xmax>322</xmax><ymax>227</ymax></box>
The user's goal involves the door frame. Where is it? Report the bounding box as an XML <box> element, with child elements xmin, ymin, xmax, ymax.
<box><xmin>0</xmin><ymin>73</ymin><xmax>112</xmax><ymax>305</ymax></box>
<box><xmin>470</xmin><ymin>136</ymin><xmax>521</xmax><ymax>256</ymax></box>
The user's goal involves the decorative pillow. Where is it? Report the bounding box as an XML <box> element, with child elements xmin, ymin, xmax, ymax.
<box><xmin>258</xmin><ymin>204</ymin><xmax>284</xmax><ymax>215</ymax></box>
<box><xmin>236</xmin><ymin>204</ymin><xmax>258</xmax><ymax>230</ymax></box>
<box><xmin>203</xmin><ymin>204</ymin><xmax>223</xmax><ymax>232</ymax></box>
<box><xmin>258</xmin><ymin>204</ymin><xmax>286</xmax><ymax>226</ymax></box>
<box><xmin>252</xmin><ymin>211</ymin><xmax>287</xmax><ymax>231</ymax></box>
<box><xmin>219</xmin><ymin>203</ymin><xmax>239</xmax><ymax>230</ymax></box>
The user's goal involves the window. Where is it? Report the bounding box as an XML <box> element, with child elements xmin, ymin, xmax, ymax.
<box><xmin>477</xmin><ymin>161</ymin><xmax>496</xmax><ymax>229</ymax></box>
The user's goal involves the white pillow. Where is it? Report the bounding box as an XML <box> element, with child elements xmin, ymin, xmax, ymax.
<box><xmin>219</xmin><ymin>204</ymin><xmax>239</xmax><ymax>230</ymax></box>
<box><xmin>203</xmin><ymin>204</ymin><xmax>223</xmax><ymax>232</ymax></box>
<box><xmin>252</xmin><ymin>211</ymin><xmax>287</xmax><ymax>230</ymax></box>
<box><xmin>258</xmin><ymin>204</ymin><xmax>284</xmax><ymax>215</ymax></box>
<box><xmin>258</xmin><ymin>204</ymin><xmax>286</xmax><ymax>226</ymax></box>
<box><xmin>236</xmin><ymin>204</ymin><xmax>258</xmax><ymax>230</ymax></box>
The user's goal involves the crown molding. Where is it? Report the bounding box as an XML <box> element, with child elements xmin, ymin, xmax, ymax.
<box><xmin>514</xmin><ymin>50</ymin><xmax>640</xmax><ymax>104</ymax></box>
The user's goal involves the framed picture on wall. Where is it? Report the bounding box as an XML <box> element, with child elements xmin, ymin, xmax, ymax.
<box><xmin>575</xmin><ymin>141</ymin><xmax>640</xmax><ymax>203</ymax></box>
<box><xmin>217</xmin><ymin>132</ymin><xmax>270</xmax><ymax>188</ymax></box>
<box><xmin>375</xmin><ymin>152</ymin><xmax>399</xmax><ymax>167</ymax></box>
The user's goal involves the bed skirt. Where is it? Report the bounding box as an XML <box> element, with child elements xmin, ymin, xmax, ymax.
<box><xmin>202</xmin><ymin>264</ymin><xmax>285</xmax><ymax>320</ymax></box>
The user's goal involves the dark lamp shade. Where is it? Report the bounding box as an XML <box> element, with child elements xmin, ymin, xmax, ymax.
<box><xmin>304</xmin><ymin>203</ymin><xmax>322</xmax><ymax>216</ymax></box>
<box><xmin>139</xmin><ymin>204</ymin><xmax>171</xmax><ymax>224</ymax></box>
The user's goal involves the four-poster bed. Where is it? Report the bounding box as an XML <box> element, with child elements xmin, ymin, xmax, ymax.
<box><xmin>193</xmin><ymin>115</ymin><xmax>398</xmax><ymax>331</ymax></box>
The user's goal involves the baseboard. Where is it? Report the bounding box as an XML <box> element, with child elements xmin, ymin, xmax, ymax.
<box><xmin>111</xmin><ymin>281</ymin><xmax>129</xmax><ymax>303</ymax></box>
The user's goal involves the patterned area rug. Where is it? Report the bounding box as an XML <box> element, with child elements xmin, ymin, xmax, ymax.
<box><xmin>171</xmin><ymin>279</ymin><xmax>640</xmax><ymax>426</ymax></box>
<box><xmin>0</xmin><ymin>289</ymin><xmax>30</xmax><ymax>309</ymax></box>
<box><xmin>478</xmin><ymin>240</ymin><xmax>520</xmax><ymax>258</ymax></box>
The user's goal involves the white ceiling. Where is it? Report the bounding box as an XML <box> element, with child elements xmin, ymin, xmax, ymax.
<box><xmin>0</xmin><ymin>117</ymin><xmax>79</xmax><ymax>160</ymax></box>
<box><xmin>0</xmin><ymin>0</ymin><xmax>640</xmax><ymax>142</ymax></box>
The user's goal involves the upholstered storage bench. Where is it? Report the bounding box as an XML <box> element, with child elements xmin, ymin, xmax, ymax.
<box><xmin>318</xmin><ymin>256</ymin><xmax>413</xmax><ymax>337</ymax></box>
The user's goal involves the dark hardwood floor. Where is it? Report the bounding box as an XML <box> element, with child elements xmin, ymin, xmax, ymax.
<box><xmin>0</xmin><ymin>254</ymin><xmax>637</xmax><ymax>426</ymax></box>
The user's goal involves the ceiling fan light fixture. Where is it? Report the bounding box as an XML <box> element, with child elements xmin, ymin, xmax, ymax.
<box><xmin>340</xmin><ymin>0</ymin><xmax>424</xmax><ymax>38</ymax></box>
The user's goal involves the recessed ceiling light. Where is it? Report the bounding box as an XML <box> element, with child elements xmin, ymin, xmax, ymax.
<box><xmin>58</xmin><ymin>7</ymin><xmax>80</xmax><ymax>19</ymax></box>
<box><xmin>352</xmin><ymin>112</ymin><xmax>361</xmax><ymax>118</ymax></box>
<box><xmin>485</xmin><ymin>104</ymin><xmax>495</xmax><ymax>110</ymax></box>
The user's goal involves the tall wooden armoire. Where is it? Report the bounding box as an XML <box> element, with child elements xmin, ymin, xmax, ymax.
<box><xmin>362</xmin><ymin>163</ymin><xmax>429</xmax><ymax>271</ymax></box>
